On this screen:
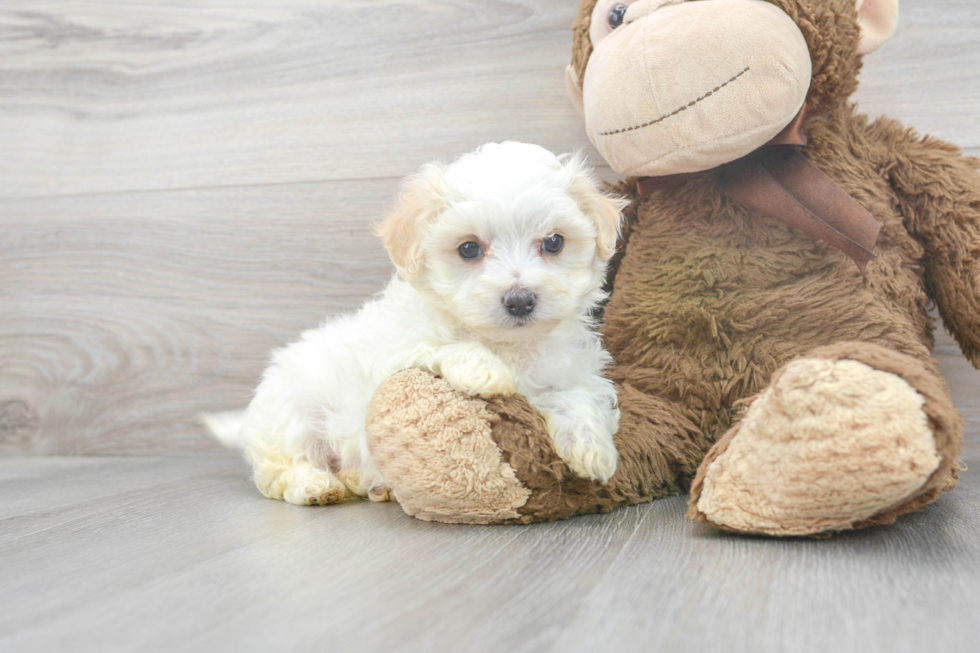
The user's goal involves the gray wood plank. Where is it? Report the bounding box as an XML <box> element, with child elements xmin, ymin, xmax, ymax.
<box><xmin>2</xmin><ymin>193</ymin><xmax>977</xmax><ymax>457</ymax></box>
<box><xmin>0</xmin><ymin>455</ymin><xmax>245</xmax><ymax>533</ymax></box>
<box><xmin>0</xmin><ymin>455</ymin><xmax>977</xmax><ymax>653</ymax></box>
<box><xmin>937</xmin><ymin>330</ymin><xmax>980</xmax><ymax>458</ymax></box>
<box><xmin>0</xmin><ymin>0</ymin><xmax>594</xmax><ymax>199</ymax></box>
<box><xmin>0</xmin><ymin>1</ymin><xmax>977</xmax><ymax>199</ymax></box>
<box><xmin>853</xmin><ymin>0</ymin><xmax>980</xmax><ymax>148</ymax></box>
<box><xmin>547</xmin><ymin>476</ymin><xmax>980</xmax><ymax>653</ymax></box>
<box><xmin>0</xmin><ymin>180</ymin><xmax>397</xmax><ymax>455</ymax></box>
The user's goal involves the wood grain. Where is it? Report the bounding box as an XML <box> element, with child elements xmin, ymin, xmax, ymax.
<box><xmin>0</xmin><ymin>0</ymin><xmax>593</xmax><ymax>198</ymax></box>
<box><xmin>1</xmin><ymin>0</ymin><xmax>979</xmax><ymax>455</ymax></box>
<box><xmin>0</xmin><ymin>0</ymin><xmax>977</xmax><ymax>199</ymax></box>
<box><xmin>852</xmin><ymin>0</ymin><xmax>980</xmax><ymax>148</ymax></box>
<box><xmin>0</xmin><ymin>453</ymin><xmax>977</xmax><ymax>653</ymax></box>
<box><xmin>0</xmin><ymin>180</ymin><xmax>397</xmax><ymax>454</ymax></box>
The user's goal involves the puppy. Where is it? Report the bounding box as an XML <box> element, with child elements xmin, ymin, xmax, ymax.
<box><xmin>211</xmin><ymin>142</ymin><xmax>627</xmax><ymax>505</ymax></box>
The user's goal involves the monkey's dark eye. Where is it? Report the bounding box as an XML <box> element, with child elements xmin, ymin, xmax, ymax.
<box><xmin>608</xmin><ymin>3</ymin><xmax>628</xmax><ymax>29</ymax></box>
<box><xmin>458</xmin><ymin>241</ymin><xmax>482</xmax><ymax>260</ymax></box>
<box><xmin>541</xmin><ymin>234</ymin><xmax>564</xmax><ymax>255</ymax></box>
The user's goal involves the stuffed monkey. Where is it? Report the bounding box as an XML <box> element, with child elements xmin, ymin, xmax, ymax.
<box><xmin>365</xmin><ymin>0</ymin><xmax>979</xmax><ymax>536</ymax></box>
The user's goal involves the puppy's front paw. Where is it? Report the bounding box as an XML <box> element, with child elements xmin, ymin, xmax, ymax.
<box><xmin>439</xmin><ymin>353</ymin><xmax>515</xmax><ymax>398</ymax></box>
<box><xmin>559</xmin><ymin>437</ymin><xmax>619</xmax><ymax>483</ymax></box>
<box><xmin>544</xmin><ymin>417</ymin><xmax>619</xmax><ymax>483</ymax></box>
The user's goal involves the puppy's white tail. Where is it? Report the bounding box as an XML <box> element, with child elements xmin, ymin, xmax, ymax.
<box><xmin>201</xmin><ymin>410</ymin><xmax>246</xmax><ymax>449</ymax></box>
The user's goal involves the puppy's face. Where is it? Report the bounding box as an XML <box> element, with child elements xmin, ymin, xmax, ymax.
<box><xmin>377</xmin><ymin>142</ymin><xmax>626</xmax><ymax>342</ymax></box>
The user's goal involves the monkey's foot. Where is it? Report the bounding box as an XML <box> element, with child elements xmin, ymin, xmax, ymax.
<box><xmin>688</xmin><ymin>343</ymin><xmax>962</xmax><ymax>537</ymax></box>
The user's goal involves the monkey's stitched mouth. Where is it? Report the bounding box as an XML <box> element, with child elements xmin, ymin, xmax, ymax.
<box><xmin>598</xmin><ymin>66</ymin><xmax>750</xmax><ymax>137</ymax></box>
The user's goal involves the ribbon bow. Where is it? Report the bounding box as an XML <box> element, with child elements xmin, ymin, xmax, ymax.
<box><xmin>636</xmin><ymin>108</ymin><xmax>882</xmax><ymax>272</ymax></box>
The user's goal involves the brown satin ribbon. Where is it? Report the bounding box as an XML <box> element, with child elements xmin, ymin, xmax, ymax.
<box><xmin>636</xmin><ymin>108</ymin><xmax>882</xmax><ymax>272</ymax></box>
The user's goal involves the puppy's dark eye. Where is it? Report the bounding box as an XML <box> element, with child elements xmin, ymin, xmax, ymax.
<box><xmin>607</xmin><ymin>3</ymin><xmax>628</xmax><ymax>29</ymax></box>
<box><xmin>458</xmin><ymin>241</ymin><xmax>482</xmax><ymax>260</ymax></box>
<box><xmin>541</xmin><ymin>234</ymin><xmax>564</xmax><ymax>254</ymax></box>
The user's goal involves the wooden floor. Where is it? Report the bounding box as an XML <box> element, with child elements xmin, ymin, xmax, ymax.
<box><xmin>1</xmin><ymin>445</ymin><xmax>979</xmax><ymax>653</ymax></box>
<box><xmin>2</xmin><ymin>1</ymin><xmax>980</xmax><ymax>651</ymax></box>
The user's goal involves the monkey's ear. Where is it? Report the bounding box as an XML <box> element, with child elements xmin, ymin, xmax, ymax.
<box><xmin>856</xmin><ymin>0</ymin><xmax>899</xmax><ymax>55</ymax></box>
<box><xmin>561</xmin><ymin>153</ymin><xmax>628</xmax><ymax>262</ymax></box>
<box><xmin>565</xmin><ymin>64</ymin><xmax>585</xmax><ymax>118</ymax></box>
<box><xmin>374</xmin><ymin>163</ymin><xmax>445</xmax><ymax>279</ymax></box>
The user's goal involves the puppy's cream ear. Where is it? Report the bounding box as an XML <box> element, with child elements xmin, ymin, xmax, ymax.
<box><xmin>561</xmin><ymin>154</ymin><xmax>628</xmax><ymax>261</ymax></box>
<box><xmin>374</xmin><ymin>162</ymin><xmax>446</xmax><ymax>279</ymax></box>
<box><xmin>856</xmin><ymin>0</ymin><xmax>899</xmax><ymax>55</ymax></box>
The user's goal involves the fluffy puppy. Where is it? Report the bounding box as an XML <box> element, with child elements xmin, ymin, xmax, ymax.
<box><xmin>214</xmin><ymin>142</ymin><xmax>627</xmax><ymax>505</ymax></box>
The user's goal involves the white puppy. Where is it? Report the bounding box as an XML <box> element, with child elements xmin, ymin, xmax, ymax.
<box><xmin>212</xmin><ymin>142</ymin><xmax>627</xmax><ymax>506</ymax></box>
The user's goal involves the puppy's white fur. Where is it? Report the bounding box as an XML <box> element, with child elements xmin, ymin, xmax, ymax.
<box><xmin>221</xmin><ymin>142</ymin><xmax>627</xmax><ymax>505</ymax></box>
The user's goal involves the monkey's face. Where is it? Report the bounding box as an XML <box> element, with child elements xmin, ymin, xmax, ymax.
<box><xmin>569</xmin><ymin>0</ymin><xmax>899</xmax><ymax>178</ymax></box>
<box><xmin>579</xmin><ymin>0</ymin><xmax>810</xmax><ymax>177</ymax></box>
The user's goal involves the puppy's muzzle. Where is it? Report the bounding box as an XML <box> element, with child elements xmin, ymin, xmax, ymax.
<box><xmin>503</xmin><ymin>289</ymin><xmax>537</xmax><ymax>318</ymax></box>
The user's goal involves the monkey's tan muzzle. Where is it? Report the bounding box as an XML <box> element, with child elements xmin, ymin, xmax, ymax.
<box><xmin>583</xmin><ymin>0</ymin><xmax>812</xmax><ymax>177</ymax></box>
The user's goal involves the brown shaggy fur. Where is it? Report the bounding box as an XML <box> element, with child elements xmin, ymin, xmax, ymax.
<box><xmin>366</xmin><ymin>0</ymin><xmax>978</xmax><ymax>534</ymax></box>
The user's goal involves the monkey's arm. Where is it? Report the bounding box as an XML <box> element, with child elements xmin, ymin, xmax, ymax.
<box><xmin>884</xmin><ymin>123</ymin><xmax>980</xmax><ymax>368</ymax></box>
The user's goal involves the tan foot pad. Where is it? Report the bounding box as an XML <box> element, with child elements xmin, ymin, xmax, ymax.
<box><xmin>693</xmin><ymin>357</ymin><xmax>942</xmax><ymax>536</ymax></box>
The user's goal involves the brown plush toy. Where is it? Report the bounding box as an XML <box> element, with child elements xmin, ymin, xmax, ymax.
<box><xmin>364</xmin><ymin>0</ymin><xmax>980</xmax><ymax>535</ymax></box>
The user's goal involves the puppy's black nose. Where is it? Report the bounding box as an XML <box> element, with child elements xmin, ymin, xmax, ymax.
<box><xmin>503</xmin><ymin>290</ymin><xmax>536</xmax><ymax>318</ymax></box>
